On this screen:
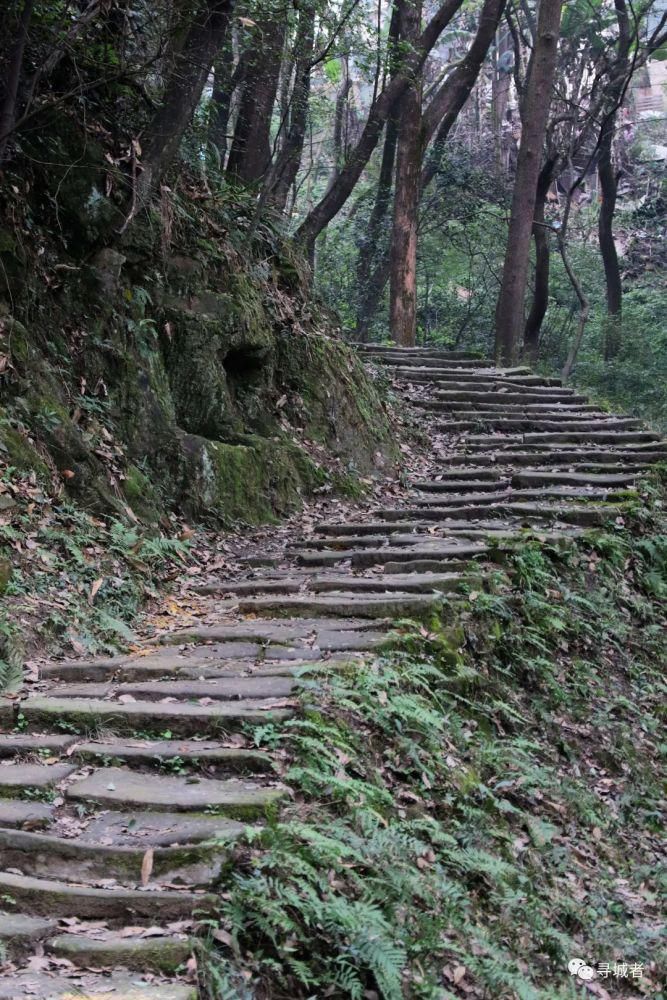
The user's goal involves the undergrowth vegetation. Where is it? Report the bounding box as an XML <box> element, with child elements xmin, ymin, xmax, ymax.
<box><xmin>201</xmin><ymin>482</ymin><xmax>667</xmax><ymax>1000</ymax></box>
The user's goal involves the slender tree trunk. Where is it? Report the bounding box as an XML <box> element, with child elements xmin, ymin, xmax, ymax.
<box><xmin>598</xmin><ymin>110</ymin><xmax>622</xmax><ymax>360</ymax></box>
<box><xmin>358</xmin><ymin>0</ymin><xmax>506</xmax><ymax>330</ymax></box>
<box><xmin>355</xmin><ymin>1</ymin><xmax>401</xmax><ymax>338</ymax></box>
<box><xmin>494</xmin><ymin>0</ymin><xmax>563</xmax><ymax>366</ymax></box>
<box><xmin>226</xmin><ymin>10</ymin><xmax>287</xmax><ymax>184</ymax></box>
<box><xmin>263</xmin><ymin>3</ymin><xmax>316</xmax><ymax>212</ymax></box>
<box><xmin>129</xmin><ymin>0</ymin><xmax>236</xmax><ymax>216</ymax></box>
<box><xmin>523</xmin><ymin>155</ymin><xmax>558</xmax><ymax>360</ymax></box>
<box><xmin>295</xmin><ymin>0</ymin><xmax>465</xmax><ymax>254</ymax></box>
<box><xmin>0</xmin><ymin>0</ymin><xmax>34</xmax><ymax>163</ymax></box>
<box><xmin>389</xmin><ymin>0</ymin><xmax>423</xmax><ymax>347</ymax></box>
<box><xmin>209</xmin><ymin>39</ymin><xmax>234</xmax><ymax>166</ymax></box>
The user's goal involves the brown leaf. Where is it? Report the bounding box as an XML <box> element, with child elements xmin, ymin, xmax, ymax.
<box><xmin>89</xmin><ymin>577</ymin><xmax>104</xmax><ymax>605</ymax></box>
<box><xmin>141</xmin><ymin>848</ymin><xmax>154</xmax><ymax>886</ymax></box>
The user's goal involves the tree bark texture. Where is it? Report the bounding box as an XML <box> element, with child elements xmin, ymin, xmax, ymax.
<box><xmin>226</xmin><ymin>9</ymin><xmax>287</xmax><ymax>184</ymax></box>
<box><xmin>295</xmin><ymin>0</ymin><xmax>465</xmax><ymax>254</ymax></box>
<box><xmin>133</xmin><ymin>0</ymin><xmax>236</xmax><ymax>211</ymax></box>
<box><xmin>0</xmin><ymin>0</ymin><xmax>34</xmax><ymax>163</ymax></box>
<box><xmin>389</xmin><ymin>0</ymin><xmax>423</xmax><ymax>347</ymax></box>
<box><xmin>494</xmin><ymin>0</ymin><xmax>563</xmax><ymax>366</ymax></box>
<box><xmin>523</xmin><ymin>155</ymin><xmax>558</xmax><ymax>360</ymax></box>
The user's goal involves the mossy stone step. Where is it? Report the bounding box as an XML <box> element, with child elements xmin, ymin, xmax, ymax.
<box><xmin>237</xmin><ymin>593</ymin><xmax>443</xmax><ymax>619</ymax></box>
<box><xmin>447</xmin><ymin>451</ymin><xmax>666</xmax><ymax>467</ymax></box>
<box><xmin>310</xmin><ymin>572</ymin><xmax>476</xmax><ymax>594</ymax></box>
<box><xmin>46</xmin><ymin>675</ymin><xmax>296</xmax><ymax>703</ymax></box>
<box><xmin>17</xmin><ymin>696</ymin><xmax>294</xmax><ymax>737</ymax></box>
<box><xmin>72</xmin><ymin>738</ymin><xmax>275</xmax><ymax>773</ymax></box>
<box><xmin>0</xmin><ymin>969</ymin><xmax>197</xmax><ymax>999</ymax></box>
<box><xmin>0</xmin><ymin>870</ymin><xmax>215</xmax><ymax>920</ymax></box>
<box><xmin>434</xmin><ymin>390</ymin><xmax>586</xmax><ymax>404</ymax></box>
<box><xmin>47</xmin><ymin>932</ymin><xmax>194</xmax><ymax>974</ymax></box>
<box><xmin>79</xmin><ymin>808</ymin><xmax>249</xmax><ymax>847</ymax></box>
<box><xmin>0</xmin><ymin>798</ymin><xmax>54</xmax><ymax>829</ymax></box>
<box><xmin>0</xmin><ymin>734</ymin><xmax>76</xmax><ymax>758</ymax></box>
<box><xmin>0</xmin><ymin>826</ymin><xmax>236</xmax><ymax>885</ymax></box>
<box><xmin>66</xmin><ymin>767</ymin><xmax>285</xmax><ymax>819</ymax></box>
<box><xmin>511</xmin><ymin>470</ymin><xmax>638</xmax><ymax>487</ymax></box>
<box><xmin>316</xmin><ymin>520</ymin><xmax>425</xmax><ymax>536</ymax></box>
<box><xmin>350</xmin><ymin>543</ymin><xmax>488</xmax><ymax>570</ymax></box>
<box><xmin>0</xmin><ymin>763</ymin><xmax>75</xmax><ymax>795</ymax></box>
<box><xmin>0</xmin><ymin>911</ymin><xmax>58</xmax><ymax>956</ymax></box>
<box><xmin>411</xmin><ymin>479</ymin><xmax>510</xmax><ymax>492</ymax></box>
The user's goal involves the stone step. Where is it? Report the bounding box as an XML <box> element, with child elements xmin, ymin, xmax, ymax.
<box><xmin>464</xmin><ymin>430</ymin><xmax>661</xmax><ymax>447</ymax></box>
<box><xmin>350</xmin><ymin>544</ymin><xmax>488</xmax><ymax>570</ymax></box>
<box><xmin>352</xmin><ymin>345</ymin><xmax>484</xmax><ymax>360</ymax></box>
<box><xmin>438</xmin><ymin>416</ymin><xmax>643</xmax><ymax>432</ymax></box>
<box><xmin>71</xmin><ymin>738</ymin><xmax>275</xmax><ymax>773</ymax></box>
<box><xmin>316</xmin><ymin>520</ymin><xmax>425</xmax><ymax>536</ymax></box>
<box><xmin>419</xmin><ymin>380</ymin><xmax>576</xmax><ymax>395</ymax></box>
<box><xmin>0</xmin><ymin>825</ymin><xmax>238</xmax><ymax>885</ymax></box>
<box><xmin>237</xmin><ymin>593</ymin><xmax>442</xmax><ymax>619</ymax></box>
<box><xmin>309</xmin><ymin>572</ymin><xmax>477</xmax><ymax>594</ymax></box>
<box><xmin>425</xmin><ymin>400</ymin><xmax>605</xmax><ymax>414</ymax></box>
<box><xmin>412</xmin><ymin>485</ymin><xmax>631</xmax><ymax>504</ymax></box>
<box><xmin>0</xmin><ymin>911</ymin><xmax>58</xmax><ymax>959</ymax></box>
<box><xmin>47</xmin><ymin>675</ymin><xmax>296</xmax><ymax>703</ymax></box>
<box><xmin>411</xmin><ymin>479</ymin><xmax>510</xmax><ymax>493</ymax></box>
<box><xmin>434</xmin><ymin>390</ymin><xmax>589</xmax><ymax>404</ymax></box>
<box><xmin>0</xmin><ymin>763</ymin><xmax>75</xmax><ymax>795</ymax></box>
<box><xmin>0</xmin><ymin>734</ymin><xmax>76</xmax><ymax>758</ymax></box>
<box><xmin>194</xmin><ymin>578</ymin><xmax>304</xmax><ymax>595</ymax></box>
<box><xmin>0</xmin><ymin>969</ymin><xmax>197</xmax><ymax>999</ymax></box>
<box><xmin>65</xmin><ymin>767</ymin><xmax>285</xmax><ymax>819</ymax></box>
<box><xmin>511</xmin><ymin>470</ymin><xmax>639</xmax><ymax>487</ymax></box>
<box><xmin>47</xmin><ymin>931</ymin><xmax>194</xmax><ymax>974</ymax></box>
<box><xmin>376</xmin><ymin>503</ymin><xmax>609</xmax><ymax>526</ymax></box>
<box><xmin>446</xmin><ymin>451</ymin><xmax>667</xmax><ymax>467</ymax></box>
<box><xmin>0</xmin><ymin>798</ymin><xmax>54</xmax><ymax>830</ymax></box>
<box><xmin>0</xmin><ymin>870</ymin><xmax>214</xmax><ymax>920</ymax></box>
<box><xmin>15</xmin><ymin>696</ymin><xmax>294</xmax><ymax>737</ymax></box>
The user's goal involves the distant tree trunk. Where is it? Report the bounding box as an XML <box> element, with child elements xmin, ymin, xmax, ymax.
<box><xmin>263</xmin><ymin>3</ymin><xmax>316</xmax><ymax>212</ymax></box>
<box><xmin>129</xmin><ymin>0</ymin><xmax>236</xmax><ymax>217</ymax></box>
<box><xmin>494</xmin><ymin>0</ymin><xmax>563</xmax><ymax>366</ymax></box>
<box><xmin>598</xmin><ymin>114</ymin><xmax>622</xmax><ymax>360</ymax></box>
<box><xmin>357</xmin><ymin>0</ymin><xmax>505</xmax><ymax>333</ymax></box>
<box><xmin>226</xmin><ymin>10</ymin><xmax>287</xmax><ymax>184</ymax></box>
<box><xmin>0</xmin><ymin>0</ymin><xmax>34</xmax><ymax>164</ymax></box>
<box><xmin>355</xmin><ymin>1</ymin><xmax>401</xmax><ymax>339</ymax></box>
<box><xmin>208</xmin><ymin>39</ymin><xmax>234</xmax><ymax>166</ymax></box>
<box><xmin>295</xmin><ymin>0</ymin><xmax>465</xmax><ymax>255</ymax></box>
<box><xmin>389</xmin><ymin>0</ymin><xmax>423</xmax><ymax>347</ymax></box>
<box><xmin>523</xmin><ymin>155</ymin><xmax>558</xmax><ymax>360</ymax></box>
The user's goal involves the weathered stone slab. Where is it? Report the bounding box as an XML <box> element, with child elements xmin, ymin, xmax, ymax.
<box><xmin>72</xmin><ymin>738</ymin><xmax>274</xmax><ymax>773</ymax></box>
<box><xmin>0</xmin><ymin>763</ymin><xmax>75</xmax><ymax>793</ymax></box>
<box><xmin>47</xmin><ymin>932</ymin><xmax>194</xmax><ymax>973</ymax></box>
<box><xmin>79</xmin><ymin>809</ymin><xmax>248</xmax><ymax>847</ymax></box>
<box><xmin>0</xmin><ymin>969</ymin><xmax>197</xmax><ymax>999</ymax></box>
<box><xmin>66</xmin><ymin>768</ymin><xmax>285</xmax><ymax>819</ymax></box>
<box><xmin>0</xmin><ymin>798</ymin><xmax>54</xmax><ymax>829</ymax></box>
<box><xmin>0</xmin><ymin>871</ymin><xmax>214</xmax><ymax>919</ymax></box>
<box><xmin>48</xmin><ymin>675</ymin><xmax>296</xmax><ymax>702</ymax></box>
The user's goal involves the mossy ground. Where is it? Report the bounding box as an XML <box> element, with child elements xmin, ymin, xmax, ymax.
<box><xmin>200</xmin><ymin>478</ymin><xmax>667</xmax><ymax>1000</ymax></box>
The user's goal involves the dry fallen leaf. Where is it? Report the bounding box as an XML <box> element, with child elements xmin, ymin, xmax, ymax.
<box><xmin>141</xmin><ymin>847</ymin><xmax>154</xmax><ymax>886</ymax></box>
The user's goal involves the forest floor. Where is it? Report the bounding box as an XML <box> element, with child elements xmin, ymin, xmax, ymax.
<box><xmin>0</xmin><ymin>348</ymin><xmax>665</xmax><ymax>1000</ymax></box>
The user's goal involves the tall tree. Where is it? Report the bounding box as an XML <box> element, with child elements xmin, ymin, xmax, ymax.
<box><xmin>295</xmin><ymin>0</ymin><xmax>466</xmax><ymax>255</ymax></box>
<box><xmin>494</xmin><ymin>0</ymin><xmax>563</xmax><ymax>366</ymax></box>
<box><xmin>227</xmin><ymin>6</ymin><xmax>288</xmax><ymax>184</ymax></box>
<box><xmin>129</xmin><ymin>0</ymin><xmax>236</xmax><ymax>216</ymax></box>
<box><xmin>389</xmin><ymin>0</ymin><xmax>423</xmax><ymax>346</ymax></box>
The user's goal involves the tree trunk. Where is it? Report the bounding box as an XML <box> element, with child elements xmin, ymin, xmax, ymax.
<box><xmin>358</xmin><ymin>0</ymin><xmax>505</xmax><ymax>331</ymax></box>
<box><xmin>494</xmin><ymin>0</ymin><xmax>563</xmax><ymax>366</ymax></box>
<box><xmin>598</xmin><ymin>111</ymin><xmax>622</xmax><ymax>360</ymax></box>
<box><xmin>295</xmin><ymin>0</ymin><xmax>465</xmax><ymax>255</ymax></box>
<box><xmin>389</xmin><ymin>0</ymin><xmax>423</xmax><ymax>347</ymax></box>
<box><xmin>131</xmin><ymin>0</ymin><xmax>236</xmax><ymax>215</ymax></box>
<box><xmin>523</xmin><ymin>155</ymin><xmax>558</xmax><ymax>360</ymax></box>
<box><xmin>263</xmin><ymin>3</ymin><xmax>316</xmax><ymax>212</ymax></box>
<box><xmin>226</xmin><ymin>11</ymin><xmax>287</xmax><ymax>184</ymax></box>
<box><xmin>355</xmin><ymin>1</ymin><xmax>402</xmax><ymax>338</ymax></box>
<box><xmin>0</xmin><ymin>0</ymin><xmax>34</xmax><ymax>164</ymax></box>
<box><xmin>209</xmin><ymin>39</ymin><xmax>234</xmax><ymax>166</ymax></box>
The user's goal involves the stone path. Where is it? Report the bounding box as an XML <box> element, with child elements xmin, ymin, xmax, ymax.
<box><xmin>1</xmin><ymin>346</ymin><xmax>666</xmax><ymax>997</ymax></box>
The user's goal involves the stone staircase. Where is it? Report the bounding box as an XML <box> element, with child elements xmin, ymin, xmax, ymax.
<box><xmin>1</xmin><ymin>345</ymin><xmax>665</xmax><ymax>998</ymax></box>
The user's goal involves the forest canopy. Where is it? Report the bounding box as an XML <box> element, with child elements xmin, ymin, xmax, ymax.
<box><xmin>1</xmin><ymin>0</ymin><xmax>666</xmax><ymax>422</ymax></box>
